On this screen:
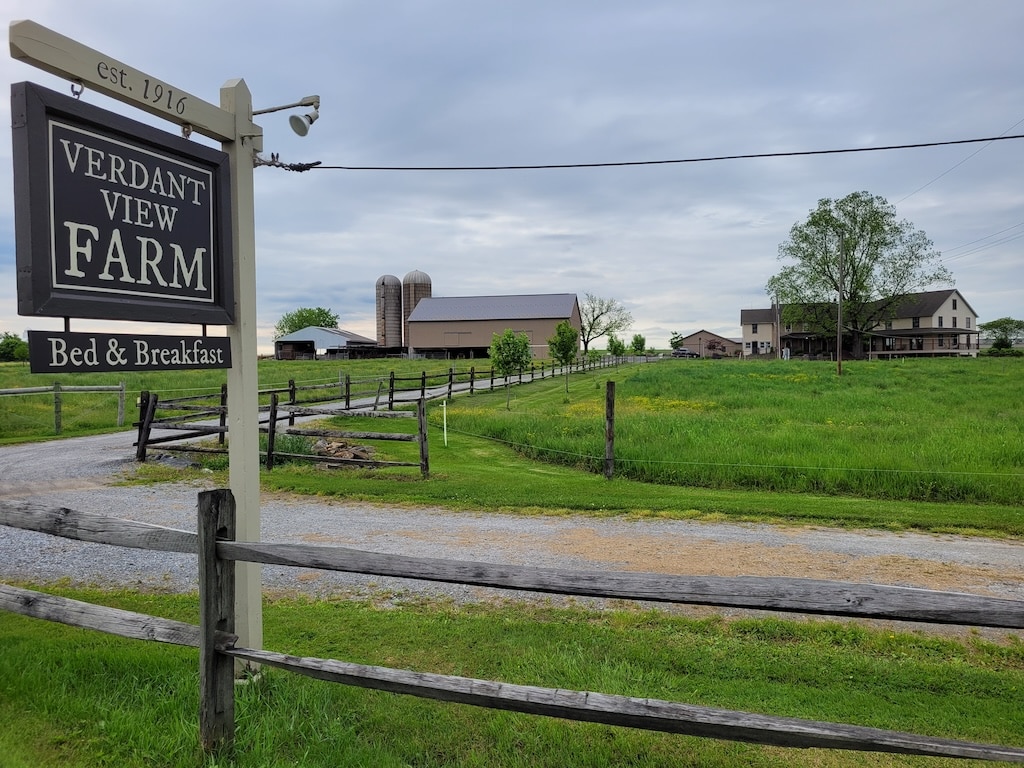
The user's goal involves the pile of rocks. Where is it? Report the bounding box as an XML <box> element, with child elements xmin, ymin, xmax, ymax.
<box><xmin>311</xmin><ymin>439</ymin><xmax>376</xmax><ymax>462</ymax></box>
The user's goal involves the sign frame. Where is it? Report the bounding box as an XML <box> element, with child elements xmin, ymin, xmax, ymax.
<box><xmin>12</xmin><ymin>80</ymin><xmax>235</xmax><ymax>325</ymax></box>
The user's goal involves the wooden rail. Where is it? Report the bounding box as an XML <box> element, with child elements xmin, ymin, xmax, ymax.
<box><xmin>0</xmin><ymin>381</ymin><xmax>125</xmax><ymax>434</ymax></box>
<box><xmin>1</xmin><ymin>495</ymin><xmax>1023</xmax><ymax>762</ymax></box>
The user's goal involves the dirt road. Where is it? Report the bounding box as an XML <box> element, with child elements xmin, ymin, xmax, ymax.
<box><xmin>1</xmin><ymin>433</ymin><xmax>1022</xmax><ymax>637</ymax></box>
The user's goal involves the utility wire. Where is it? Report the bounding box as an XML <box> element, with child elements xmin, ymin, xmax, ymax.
<box><xmin>313</xmin><ymin>133</ymin><xmax>1024</xmax><ymax>172</ymax></box>
<box><xmin>896</xmin><ymin>116</ymin><xmax>1024</xmax><ymax>204</ymax></box>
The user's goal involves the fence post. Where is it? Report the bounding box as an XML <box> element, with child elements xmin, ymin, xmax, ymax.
<box><xmin>388</xmin><ymin>371</ymin><xmax>395</xmax><ymax>411</ymax></box>
<box><xmin>344</xmin><ymin>374</ymin><xmax>351</xmax><ymax>409</ymax></box>
<box><xmin>469</xmin><ymin>366</ymin><xmax>475</xmax><ymax>395</ymax></box>
<box><xmin>198</xmin><ymin>488</ymin><xmax>236</xmax><ymax>755</ymax></box>
<box><xmin>135</xmin><ymin>392</ymin><xmax>158</xmax><ymax>462</ymax></box>
<box><xmin>447</xmin><ymin>367</ymin><xmax>454</xmax><ymax>400</ymax></box>
<box><xmin>52</xmin><ymin>382</ymin><xmax>62</xmax><ymax>435</ymax></box>
<box><xmin>287</xmin><ymin>379</ymin><xmax>296</xmax><ymax>427</ymax></box>
<box><xmin>604</xmin><ymin>380</ymin><xmax>615</xmax><ymax>480</ymax></box>
<box><xmin>218</xmin><ymin>384</ymin><xmax>228</xmax><ymax>446</ymax></box>
<box><xmin>265</xmin><ymin>393</ymin><xmax>278</xmax><ymax>471</ymax></box>
<box><xmin>117</xmin><ymin>381</ymin><xmax>125</xmax><ymax>427</ymax></box>
<box><xmin>420</xmin><ymin>370</ymin><xmax>426</xmax><ymax>400</ymax></box>
<box><xmin>417</xmin><ymin>398</ymin><xmax>429</xmax><ymax>479</ymax></box>
<box><xmin>490</xmin><ymin>366</ymin><xmax>495</xmax><ymax>391</ymax></box>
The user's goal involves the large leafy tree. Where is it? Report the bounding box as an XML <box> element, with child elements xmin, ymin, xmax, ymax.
<box><xmin>579</xmin><ymin>293</ymin><xmax>633</xmax><ymax>354</ymax></box>
<box><xmin>489</xmin><ymin>329</ymin><xmax>533</xmax><ymax>409</ymax></box>
<box><xmin>630</xmin><ymin>333</ymin><xmax>647</xmax><ymax>356</ymax></box>
<box><xmin>547</xmin><ymin>320</ymin><xmax>579</xmax><ymax>394</ymax></box>
<box><xmin>979</xmin><ymin>317</ymin><xmax>1024</xmax><ymax>350</ymax></box>
<box><xmin>273</xmin><ymin>307</ymin><xmax>340</xmax><ymax>339</ymax></box>
<box><xmin>766</xmin><ymin>192</ymin><xmax>952</xmax><ymax>359</ymax></box>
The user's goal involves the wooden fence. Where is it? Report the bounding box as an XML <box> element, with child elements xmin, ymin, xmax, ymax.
<box><xmin>132</xmin><ymin>357</ymin><xmax>624</xmax><ymax>464</ymax></box>
<box><xmin>134</xmin><ymin>384</ymin><xmax>429</xmax><ymax>476</ymax></box>
<box><xmin>0</xmin><ymin>382</ymin><xmax>125</xmax><ymax>434</ymax></box>
<box><xmin>1</xmin><ymin>491</ymin><xmax>1023</xmax><ymax>762</ymax></box>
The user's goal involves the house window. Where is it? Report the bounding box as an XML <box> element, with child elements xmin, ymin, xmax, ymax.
<box><xmin>953</xmin><ymin>299</ymin><xmax>958</xmax><ymax>310</ymax></box>
<box><xmin>884</xmin><ymin>320</ymin><xmax>893</xmax><ymax>331</ymax></box>
<box><xmin>938</xmin><ymin>335</ymin><xmax>945</xmax><ymax>347</ymax></box>
<box><xmin>751</xmin><ymin>323</ymin><xmax>758</xmax><ymax>334</ymax></box>
<box><xmin>938</xmin><ymin>316</ymin><xmax>944</xmax><ymax>328</ymax></box>
<box><xmin>744</xmin><ymin>342</ymin><xmax>751</xmax><ymax>350</ymax></box>
<box><xmin>912</xmin><ymin>317</ymin><xmax>920</xmax><ymax>329</ymax></box>
<box><xmin>784</xmin><ymin>324</ymin><xmax>792</xmax><ymax>332</ymax></box>
<box><xmin>952</xmin><ymin>317</ymin><xmax>957</xmax><ymax>328</ymax></box>
<box><xmin>966</xmin><ymin>317</ymin><xmax>971</xmax><ymax>328</ymax></box>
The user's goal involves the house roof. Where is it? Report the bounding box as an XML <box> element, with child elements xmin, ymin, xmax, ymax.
<box><xmin>407</xmin><ymin>293</ymin><xmax>579</xmax><ymax>322</ymax></box>
<box><xmin>275</xmin><ymin>326</ymin><xmax>376</xmax><ymax>347</ymax></box>
<box><xmin>743</xmin><ymin>290</ymin><xmax>975</xmax><ymax>324</ymax></box>
<box><xmin>740</xmin><ymin>308</ymin><xmax>777</xmax><ymax>324</ymax></box>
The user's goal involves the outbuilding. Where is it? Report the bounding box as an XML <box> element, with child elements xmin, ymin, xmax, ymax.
<box><xmin>273</xmin><ymin>326</ymin><xmax>377</xmax><ymax>360</ymax></box>
<box><xmin>406</xmin><ymin>293</ymin><xmax>581</xmax><ymax>359</ymax></box>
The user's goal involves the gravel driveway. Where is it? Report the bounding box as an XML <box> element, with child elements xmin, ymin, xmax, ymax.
<box><xmin>2</xmin><ymin>431</ymin><xmax>1022</xmax><ymax>637</ymax></box>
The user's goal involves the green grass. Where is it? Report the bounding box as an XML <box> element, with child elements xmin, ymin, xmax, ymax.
<box><xmin>2</xmin><ymin>587</ymin><xmax>1022</xmax><ymax>767</ymax></box>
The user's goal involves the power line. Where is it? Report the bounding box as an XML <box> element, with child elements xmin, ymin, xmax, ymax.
<box><xmin>896</xmin><ymin>116</ymin><xmax>1024</xmax><ymax>204</ymax></box>
<box><xmin>313</xmin><ymin>132</ymin><xmax>1024</xmax><ymax>172</ymax></box>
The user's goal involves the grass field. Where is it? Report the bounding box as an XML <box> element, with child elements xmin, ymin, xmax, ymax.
<box><xmin>2</xmin><ymin>587</ymin><xmax>1022</xmax><ymax>768</ymax></box>
<box><xmin>2</xmin><ymin>356</ymin><xmax>1023</xmax><ymax>765</ymax></box>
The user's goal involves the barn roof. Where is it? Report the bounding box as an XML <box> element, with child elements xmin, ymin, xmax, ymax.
<box><xmin>407</xmin><ymin>293</ymin><xmax>579</xmax><ymax>322</ymax></box>
<box><xmin>275</xmin><ymin>326</ymin><xmax>376</xmax><ymax>347</ymax></box>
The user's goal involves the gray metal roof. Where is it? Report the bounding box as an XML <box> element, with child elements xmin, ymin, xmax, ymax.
<box><xmin>407</xmin><ymin>293</ymin><xmax>579</xmax><ymax>322</ymax></box>
<box><xmin>275</xmin><ymin>326</ymin><xmax>376</xmax><ymax>347</ymax></box>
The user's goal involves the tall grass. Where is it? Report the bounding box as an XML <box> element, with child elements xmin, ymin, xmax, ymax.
<box><xmin>443</xmin><ymin>358</ymin><xmax>1024</xmax><ymax>505</ymax></box>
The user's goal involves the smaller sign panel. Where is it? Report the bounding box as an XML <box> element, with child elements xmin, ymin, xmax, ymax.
<box><xmin>28</xmin><ymin>331</ymin><xmax>231</xmax><ymax>373</ymax></box>
<box><xmin>12</xmin><ymin>81</ymin><xmax>234</xmax><ymax>325</ymax></box>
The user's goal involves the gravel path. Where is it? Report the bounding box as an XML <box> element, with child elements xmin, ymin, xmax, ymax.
<box><xmin>2</xmin><ymin>433</ymin><xmax>1023</xmax><ymax>637</ymax></box>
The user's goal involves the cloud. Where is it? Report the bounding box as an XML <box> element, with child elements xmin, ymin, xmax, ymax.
<box><xmin>2</xmin><ymin>1</ymin><xmax>1022</xmax><ymax>354</ymax></box>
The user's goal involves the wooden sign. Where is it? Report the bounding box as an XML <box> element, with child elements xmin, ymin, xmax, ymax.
<box><xmin>28</xmin><ymin>330</ymin><xmax>231</xmax><ymax>373</ymax></box>
<box><xmin>12</xmin><ymin>81</ymin><xmax>234</xmax><ymax>325</ymax></box>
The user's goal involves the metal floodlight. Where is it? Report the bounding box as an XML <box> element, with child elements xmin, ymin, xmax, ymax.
<box><xmin>289</xmin><ymin>107</ymin><xmax>319</xmax><ymax>136</ymax></box>
<box><xmin>253</xmin><ymin>95</ymin><xmax>321</xmax><ymax>137</ymax></box>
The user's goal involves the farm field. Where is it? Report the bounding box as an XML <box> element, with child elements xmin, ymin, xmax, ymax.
<box><xmin>2</xmin><ymin>356</ymin><xmax>1024</xmax><ymax>765</ymax></box>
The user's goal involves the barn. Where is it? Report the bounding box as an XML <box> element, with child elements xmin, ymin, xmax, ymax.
<box><xmin>405</xmin><ymin>293</ymin><xmax>581</xmax><ymax>359</ymax></box>
<box><xmin>273</xmin><ymin>326</ymin><xmax>377</xmax><ymax>360</ymax></box>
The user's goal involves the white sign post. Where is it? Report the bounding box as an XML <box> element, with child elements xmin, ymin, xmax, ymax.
<box><xmin>10</xmin><ymin>19</ymin><xmax>264</xmax><ymax>662</ymax></box>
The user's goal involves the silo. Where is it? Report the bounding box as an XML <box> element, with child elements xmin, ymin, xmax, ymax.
<box><xmin>375</xmin><ymin>274</ymin><xmax>403</xmax><ymax>347</ymax></box>
<box><xmin>402</xmin><ymin>269</ymin><xmax>432</xmax><ymax>348</ymax></box>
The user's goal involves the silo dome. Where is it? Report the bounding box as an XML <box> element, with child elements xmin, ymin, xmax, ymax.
<box><xmin>375</xmin><ymin>274</ymin><xmax>402</xmax><ymax>347</ymax></box>
<box><xmin>402</xmin><ymin>270</ymin><xmax>432</xmax><ymax>347</ymax></box>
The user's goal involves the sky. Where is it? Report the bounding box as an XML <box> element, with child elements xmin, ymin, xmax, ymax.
<box><xmin>1</xmin><ymin>0</ymin><xmax>1022</xmax><ymax>354</ymax></box>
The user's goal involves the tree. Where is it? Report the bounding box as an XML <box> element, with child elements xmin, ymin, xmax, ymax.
<box><xmin>766</xmin><ymin>192</ymin><xmax>952</xmax><ymax>360</ymax></box>
<box><xmin>489</xmin><ymin>329</ymin><xmax>532</xmax><ymax>409</ymax></box>
<box><xmin>273</xmin><ymin>307</ymin><xmax>340</xmax><ymax>339</ymax></box>
<box><xmin>579</xmin><ymin>293</ymin><xmax>633</xmax><ymax>354</ymax></box>
<box><xmin>668</xmin><ymin>331</ymin><xmax>685</xmax><ymax>350</ymax></box>
<box><xmin>979</xmin><ymin>317</ymin><xmax>1024</xmax><ymax>350</ymax></box>
<box><xmin>630</xmin><ymin>334</ymin><xmax>646</xmax><ymax>356</ymax></box>
<box><xmin>705</xmin><ymin>338</ymin><xmax>726</xmax><ymax>356</ymax></box>
<box><xmin>606</xmin><ymin>335</ymin><xmax>627</xmax><ymax>357</ymax></box>
<box><xmin>547</xmin><ymin>320</ymin><xmax>579</xmax><ymax>393</ymax></box>
<box><xmin>0</xmin><ymin>332</ymin><xmax>29</xmax><ymax>362</ymax></box>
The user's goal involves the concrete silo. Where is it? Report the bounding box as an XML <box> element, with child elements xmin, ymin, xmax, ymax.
<box><xmin>402</xmin><ymin>269</ymin><xmax>432</xmax><ymax>348</ymax></box>
<box><xmin>375</xmin><ymin>274</ymin><xmax>403</xmax><ymax>348</ymax></box>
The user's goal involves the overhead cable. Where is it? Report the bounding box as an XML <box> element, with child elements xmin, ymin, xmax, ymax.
<box><xmin>313</xmin><ymin>133</ymin><xmax>1024</xmax><ymax>172</ymax></box>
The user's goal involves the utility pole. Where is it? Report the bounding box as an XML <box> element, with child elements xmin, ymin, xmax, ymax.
<box><xmin>836</xmin><ymin>239</ymin><xmax>844</xmax><ymax>377</ymax></box>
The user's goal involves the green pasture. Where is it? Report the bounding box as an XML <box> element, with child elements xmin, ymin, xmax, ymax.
<box><xmin>2</xmin><ymin>587</ymin><xmax>1022</xmax><ymax>768</ymax></box>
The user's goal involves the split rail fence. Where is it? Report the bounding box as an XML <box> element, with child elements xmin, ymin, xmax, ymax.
<box><xmin>0</xmin><ymin>381</ymin><xmax>125</xmax><ymax>435</ymax></box>
<box><xmin>1</xmin><ymin>490</ymin><xmax>1023</xmax><ymax>762</ymax></box>
<box><xmin>132</xmin><ymin>358</ymin><xmax>624</xmax><ymax>469</ymax></box>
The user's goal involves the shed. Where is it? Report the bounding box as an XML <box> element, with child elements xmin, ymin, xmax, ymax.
<box><xmin>274</xmin><ymin>326</ymin><xmax>377</xmax><ymax>360</ymax></box>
